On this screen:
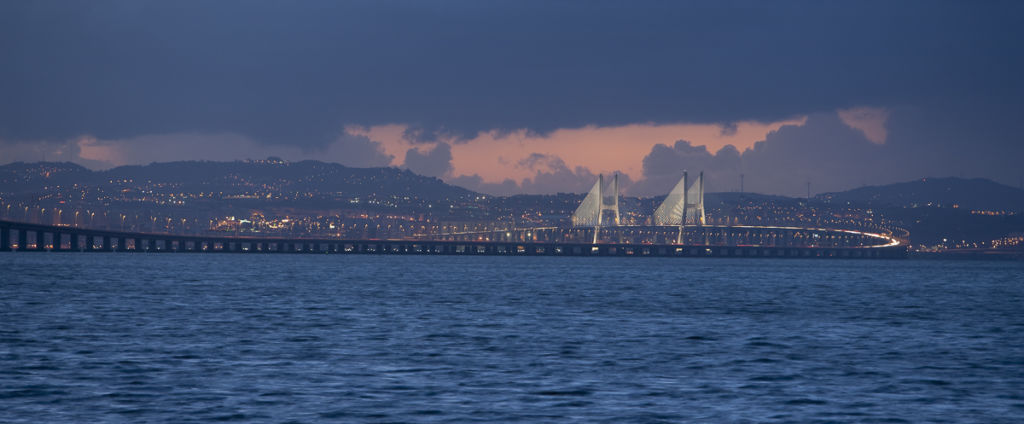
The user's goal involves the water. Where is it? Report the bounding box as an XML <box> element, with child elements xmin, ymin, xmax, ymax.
<box><xmin>2</xmin><ymin>254</ymin><xmax>1023</xmax><ymax>423</ymax></box>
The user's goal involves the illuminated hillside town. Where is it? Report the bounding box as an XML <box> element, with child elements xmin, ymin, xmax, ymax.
<box><xmin>2</xmin><ymin>160</ymin><xmax>1021</xmax><ymax>257</ymax></box>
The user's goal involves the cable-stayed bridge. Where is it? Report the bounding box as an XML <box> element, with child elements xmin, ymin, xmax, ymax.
<box><xmin>572</xmin><ymin>171</ymin><xmax>707</xmax><ymax>243</ymax></box>
<box><xmin>574</xmin><ymin>172</ymin><xmax>704</xmax><ymax>228</ymax></box>
<box><xmin>0</xmin><ymin>218</ymin><xmax>904</xmax><ymax>258</ymax></box>
<box><xmin>0</xmin><ymin>170</ymin><xmax>906</xmax><ymax>258</ymax></box>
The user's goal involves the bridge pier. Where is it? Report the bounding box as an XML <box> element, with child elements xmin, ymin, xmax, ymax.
<box><xmin>33</xmin><ymin>232</ymin><xmax>46</xmax><ymax>251</ymax></box>
<box><xmin>0</xmin><ymin>226</ymin><xmax>9</xmax><ymax>251</ymax></box>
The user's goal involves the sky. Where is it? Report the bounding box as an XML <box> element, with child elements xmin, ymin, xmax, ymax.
<box><xmin>2</xmin><ymin>0</ymin><xmax>1023</xmax><ymax>197</ymax></box>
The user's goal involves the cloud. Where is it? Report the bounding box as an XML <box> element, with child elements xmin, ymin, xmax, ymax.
<box><xmin>2</xmin><ymin>2</ymin><xmax>1023</xmax><ymax>193</ymax></box>
<box><xmin>403</xmin><ymin>142</ymin><xmax>453</xmax><ymax>178</ymax></box>
<box><xmin>630</xmin><ymin>113</ymin><xmax>898</xmax><ymax>197</ymax></box>
<box><xmin>446</xmin><ymin>174</ymin><xmax>520</xmax><ymax>196</ymax></box>
<box><xmin>0</xmin><ymin>137</ymin><xmax>111</xmax><ymax>169</ymax></box>
<box><xmin>739</xmin><ymin>113</ymin><xmax>890</xmax><ymax>196</ymax></box>
<box><xmin>1</xmin><ymin>1</ymin><xmax>1020</xmax><ymax>149</ymax></box>
<box><xmin>630</xmin><ymin>141</ymin><xmax>741</xmax><ymax>196</ymax></box>
<box><xmin>0</xmin><ymin>132</ymin><xmax>393</xmax><ymax>169</ymax></box>
<box><xmin>517</xmin><ymin>153</ymin><xmax>565</xmax><ymax>172</ymax></box>
<box><xmin>519</xmin><ymin>155</ymin><xmax>618</xmax><ymax>195</ymax></box>
<box><xmin>352</xmin><ymin>118</ymin><xmax>802</xmax><ymax>186</ymax></box>
<box><xmin>325</xmin><ymin>134</ymin><xmax>394</xmax><ymax>167</ymax></box>
<box><xmin>449</xmin><ymin>153</ymin><xmax>632</xmax><ymax>196</ymax></box>
<box><xmin>838</xmin><ymin>107</ymin><xmax>889</xmax><ymax>144</ymax></box>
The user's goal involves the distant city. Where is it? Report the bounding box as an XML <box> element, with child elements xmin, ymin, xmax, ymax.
<box><xmin>1</xmin><ymin>159</ymin><xmax>1022</xmax><ymax>256</ymax></box>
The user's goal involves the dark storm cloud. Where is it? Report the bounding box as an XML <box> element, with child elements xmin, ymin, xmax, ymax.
<box><xmin>2</xmin><ymin>0</ymin><xmax>1021</xmax><ymax>148</ymax></box>
<box><xmin>330</xmin><ymin>134</ymin><xmax>394</xmax><ymax>168</ymax></box>
<box><xmin>404</xmin><ymin>143</ymin><xmax>453</xmax><ymax>178</ymax></box>
<box><xmin>631</xmin><ymin>113</ymin><xmax>916</xmax><ymax>197</ymax></box>
<box><xmin>518</xmin><ymin>154</ymin><xmax>616</xmax><ymax>195</ymax></box>
<box><xmin>632</xmin><ymin>140</ymin><xmax>742</xmax><ymax>196</ymax></box>
<box><xmin>738</xmin><ymin>114</ymin><xmax>892</xmax><ymax>196</ymax></box>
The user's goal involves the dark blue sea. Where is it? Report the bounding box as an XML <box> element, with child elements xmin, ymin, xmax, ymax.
<box><xmin>2</xmin><ymin>253</ymin><xmax>1024</xmax><ymax>423</ymax></box>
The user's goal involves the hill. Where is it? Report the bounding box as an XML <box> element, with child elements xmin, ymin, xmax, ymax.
<box><xmin>818</xmin><ymin>177</ymin><xmax>1024</xmax><ymax>212</ymax></box>
<box><xmin>0</xmin><ymin>160</ymin><xmax>477</xmax><ymax>203</ymax></box>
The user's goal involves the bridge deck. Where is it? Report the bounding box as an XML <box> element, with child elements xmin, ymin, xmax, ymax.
<box><xmin>0</xmin><ymin>220</ymin><xmax>907</xmax><ymax>259</ymax></box>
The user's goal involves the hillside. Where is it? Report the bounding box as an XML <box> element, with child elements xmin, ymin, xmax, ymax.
<box><xmin>0</xmin><ymin>160</ymin><xmax>478</xmax><ymax>203</ymax></box>
<box><xmin>818</xmin><ymin>177</ymin><xmax>1024</xmax><ymax>212</ymax></box>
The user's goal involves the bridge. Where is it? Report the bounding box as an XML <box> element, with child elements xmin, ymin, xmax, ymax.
<box><xmin>0</xmin><ymin>218</ymin><xmax>906</xmax><ymax>258</ymax></box>
<box><xmin>0</xmin><ymin>171</ymin><xmax>907</xmax><ymax>258</ymax></box>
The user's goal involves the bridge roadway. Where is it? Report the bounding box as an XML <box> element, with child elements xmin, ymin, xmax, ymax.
<box><xmin>0</xmin><ymin>219</ymin><xmax>907</xmax><ymax>259</ymax></box>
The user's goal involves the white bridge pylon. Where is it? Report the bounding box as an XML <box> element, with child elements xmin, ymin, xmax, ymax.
<box><xmin>653</xmin><ymin>171</ymin><xmax>705</xmax><ymax>244</ymax></box>
<box><xmin>572</xmin><ymin>171</ymin><xmax>705</xmax><ymax>244</ymax></box>
<box><xmin>653</xmin><ymin>171</ymin><xmax>705</xmax><ymax>227</ymax></box>
<box><xmin>572</xmin><ymin>173</ymin><xmax>620</xmax><ymax>227</ymax></box>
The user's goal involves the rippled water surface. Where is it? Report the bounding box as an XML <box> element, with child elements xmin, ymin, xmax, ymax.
<box><xmin>3</xmin><ymin>253</ymin><xmax>1024</xmax><ymax>422</ymax></box>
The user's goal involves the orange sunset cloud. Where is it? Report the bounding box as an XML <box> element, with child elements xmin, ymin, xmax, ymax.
<box><xmin>347</xmin><ymin>118</ymin><xmax>807</xmax><ymax>184</ymax></box>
